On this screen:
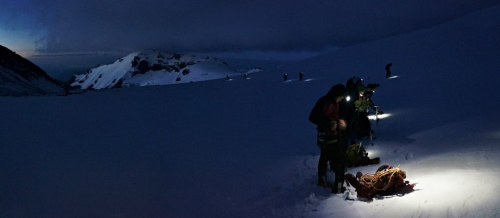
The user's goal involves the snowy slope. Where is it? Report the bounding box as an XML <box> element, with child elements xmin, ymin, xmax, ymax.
<box><xmin>0</xmin><ymin>45</ymin><xmax>66</xmax><ymax>96</ymax></box>
<box><xmin>275</xmin><ymin>4</ymin><xmax>500</xmax><ymax>217</ymax></box>
<box><xmin>1</xmin><ymin>4</ymin><xmax>500</xmax><ymax>218</ymax></box>
<box><xmin>70</xmin><ymin>49</ymin><xmax>261</xmax><ymax>89</ymax></box>
<box><xmin>277</xmin><ymin>1</ymin><xmax>500</xmax><ymax>142</ymax></box>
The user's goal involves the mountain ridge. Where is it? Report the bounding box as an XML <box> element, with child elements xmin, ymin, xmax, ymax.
<box><xmin>69</xmin><ymin>49</ymin><xmax>261</xmax><ymax>90</ymax></box>
<box><xmin>0</xmin><ymin>45</ymin><xmax>66</xmax><ymax>96</ymax></box>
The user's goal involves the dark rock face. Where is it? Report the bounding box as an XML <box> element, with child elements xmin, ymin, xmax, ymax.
<box><xmin>136</xmin><ymin>60</ymin><xmax>150</xmax><ymax>74</ymax></box>
<box><xmin>127</xmin><ymin>52</ymin><xmax>200</xmax><ymax>76</ymax></box>
<box><xmin>0</xmin><ymin>45</ymin><xmax>66</xmax><ymax>96</ymax></box>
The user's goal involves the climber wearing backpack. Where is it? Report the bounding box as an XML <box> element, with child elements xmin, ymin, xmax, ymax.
<box><xmin>385</xmin><ymin>63</ymin><xmax>392</xmax><ymax>78</ymax></box>
<box><xmin>365</xmin><ymin>83</ymin><xmax>384</xmax><ymax>115</ymax></box>
<box><xmin>340</xmin><ymin>76</ymin><xmax>363</xmax><ymax>146</ymax></box>
<box><xmin>353</xmin><ymin>85</ymin><xmax>374</xmax><ymax>139</ymax></box>
<box><xmin>309</xmin><ymin>84</ymin><xmax>348</xmax><ymax>194</ymax></box>
<box><xmin>355</xmin><ymin>85</ymin><xmax>370</xmax><ymax>113</ymax></box>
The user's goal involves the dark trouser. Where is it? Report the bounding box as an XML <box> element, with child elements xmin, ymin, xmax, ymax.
<box><xmin>318</xmin><ymin>141</ymin><xmax>346</xmax><ymax>188</ymax></box>
<box><xmin>346</xmin><ymin>118</ymin><xmax>358</xmax><ymax>146</ymax></box>
<box><xmin>356</xmin><ymin>112</ymin><xmax>371</xmax><ymax>139</ymax></box>
<box><xmin>340</xmin><ymin>128</ymin><xmax>352</xmax><ymax>149</ymax></box>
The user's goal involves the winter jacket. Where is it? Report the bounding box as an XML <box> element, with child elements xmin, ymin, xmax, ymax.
<box><xmin>309</xmin><ymin>96</ymin><xmax>340</xmax><ymax>136</ymax></box>
<box><xmin>309</xmin><ymin>84</ymin><xmax>346</xmax><ymax>142</ymax></box>
<box><xmin>355</xmin><ymin>97</ymin><xmax>370</xmax><ymax>113</ymax></box>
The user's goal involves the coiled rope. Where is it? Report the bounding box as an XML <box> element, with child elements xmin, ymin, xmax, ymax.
<box><xmin>359</xmin><ymin>166</ymin><xmax>406</xmax><ymax>191</ymax></box>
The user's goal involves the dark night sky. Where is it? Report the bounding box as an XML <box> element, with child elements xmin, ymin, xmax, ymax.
<box><xmin>1</xmin><ymin>0</ymin><xmax>499</xmax><ymax>59</ymax></box>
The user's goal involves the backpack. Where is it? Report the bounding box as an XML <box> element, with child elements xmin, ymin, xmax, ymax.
<box><xmin>309</xmin><ymin>96</ymin><xmax>327</xmax><ymax>125</ymax></box>
<box><xmin>310</xmin><ymin>96</ymin><xmax>340</xmax><ymax>146</ymax></box>
<box><xmin>345</xmin><ymin>143</ymin><xmax>369</xmax><ymax>166</ymax></box>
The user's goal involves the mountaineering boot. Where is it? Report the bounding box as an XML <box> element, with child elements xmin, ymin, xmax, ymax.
<box><xmin>356</xmin><ymin>172</ymin><xmax>363</xmax><ymax>181</ymax></box>
<box><xmin>331</xmin><ymin>182</ymin><xmax>346</xmax><ymax>194</ymax></box>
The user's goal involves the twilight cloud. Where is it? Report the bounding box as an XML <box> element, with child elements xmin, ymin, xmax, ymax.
<box><xmin>2</xmin><ymin>0</ymin><xmax>499</xmax><ymax>55</ymax></box>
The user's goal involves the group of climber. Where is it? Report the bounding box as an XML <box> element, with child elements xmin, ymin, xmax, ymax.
<box><xmin>284</xmin><ymin>72</ymin><xmax>305</xmax><ymax>81</ymax></box>
<box><xmin>228</xmin><ymin>71</ymin><xmax>305</xmax><ymax>81</ymax></box>
<box><xmin>309</xmin><ymin>75</ymin><xmax>413</xmax><ymax>199</ymax></box>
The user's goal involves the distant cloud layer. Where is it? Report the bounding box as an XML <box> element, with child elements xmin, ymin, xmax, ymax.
<box><xmin>2</xmin><ymin>0</ymin><xmax>499</xmax><ymax>55</ymax></box>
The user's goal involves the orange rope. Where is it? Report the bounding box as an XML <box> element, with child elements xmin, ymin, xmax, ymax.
<box><xmin>359</xmin><ymin>166</ymin><xmax>406</xmax><ymax>191</ymax></box>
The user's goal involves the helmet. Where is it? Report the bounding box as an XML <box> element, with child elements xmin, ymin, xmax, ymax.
<box><xmin>352</xmin><ymin>77</ymin><xmax>361</xmax><ymax>84</ymax></box>
<box><xmin>327</xmin><ymin>84</ymin><xmax>347</xmax><ymax>98</ymax></box>
<box><xmin>347</xmin><ymin>76</ymin><xmax>363</xmax><ymax>88</ymax></box>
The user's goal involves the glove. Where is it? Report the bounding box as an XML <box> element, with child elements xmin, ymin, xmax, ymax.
<box><xmin>330</xmin><ymin>121</ymin><xmax>338</xmax><ymax>132</ymax></box>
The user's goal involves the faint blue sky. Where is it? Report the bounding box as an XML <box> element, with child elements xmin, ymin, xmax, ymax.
<box><xmin>1</xmin><ymin>0</ymin><xmax>499</xmax><ymax>59</ymax></box>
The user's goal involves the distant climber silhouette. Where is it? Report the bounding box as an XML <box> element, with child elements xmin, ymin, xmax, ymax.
<box><xmin>385</xmin><ymin>63</ymin><xmax>392</xmax><ymax>78</ymax></box>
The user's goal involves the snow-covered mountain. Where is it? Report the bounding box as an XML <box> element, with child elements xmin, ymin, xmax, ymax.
<box><xmin>0</xmin><ymin>45</ymin><xmax>66</xmax><ymax>96</ymax></box>
<box><xmin>69</xmin><ymin>49</ymin><xmax>261</xmax><ymax>89</ymax></box>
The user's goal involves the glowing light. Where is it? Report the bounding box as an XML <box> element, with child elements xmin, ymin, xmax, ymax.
<box><xmin>364</xmin><ymin>148</ymin><xmax>379</xmax><ymax>157</ymax></box>
<box><xmin>368</xmin><ymin>113</ymin><xmax>391</xmax><ymax>120</ymax></box>
<box><xmin>346</xmin><ymin>96</ymin><xmax>351</xmax><ymax>101</ymax></box>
